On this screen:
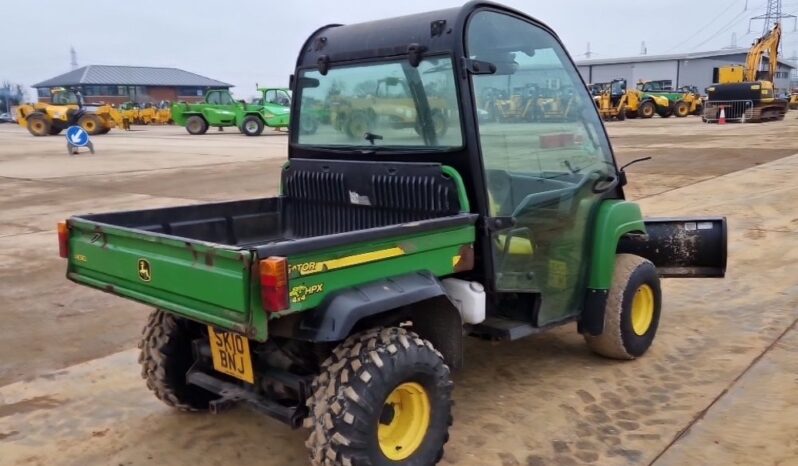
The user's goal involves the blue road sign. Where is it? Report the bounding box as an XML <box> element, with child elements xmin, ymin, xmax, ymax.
<box><xmin>65</xmin><ymin>126</ymin><xmax>90</xmax><ymax>147</ymax></box>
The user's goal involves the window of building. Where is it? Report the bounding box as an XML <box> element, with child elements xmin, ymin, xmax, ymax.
<box><xmin>37</xmin><ymin>88</ymin><xmax>50</xmax><ymax>98</ymax></box>
<box><xmin>178</xmin><ymin>86</ymin><xmax>204</xmax><ymax>97</ymax></box>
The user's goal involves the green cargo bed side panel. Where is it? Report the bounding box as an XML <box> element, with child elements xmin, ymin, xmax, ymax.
<box><xmin>588</xmin><ymin>200</ymin><xmax>646</xmax><ymax>289</ymax></box>
<box><xmin>249</xmin><ymin>225</ymin><xmax>475</xmax><ymax>331</ymax></box>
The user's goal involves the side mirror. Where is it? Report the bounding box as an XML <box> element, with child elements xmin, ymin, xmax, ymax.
<box><xmin>618</xmin><ymin>156</ymin><xmax>652</xmax><ymax>186</ymax></box>
<box><xmin>297</xmin><ymin>77</ymin><xmax>320</xmax><ymax>89</ymax></box>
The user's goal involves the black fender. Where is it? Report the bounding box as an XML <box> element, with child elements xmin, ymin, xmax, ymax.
<box><xmin>273</xmin><ymin>271</ymin><xmax>464</xmax><ymax>368</ymax></box>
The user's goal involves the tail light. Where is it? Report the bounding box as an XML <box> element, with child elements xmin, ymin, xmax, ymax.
<box><xmin>260</xmin><ymin>256</ymin><xmax>289</xmax><ymax>312</ymax></box>
<box><xmin>57</xmin><ymin>221</ymin><xmax>69</xmax><ymax>258</ymax></box>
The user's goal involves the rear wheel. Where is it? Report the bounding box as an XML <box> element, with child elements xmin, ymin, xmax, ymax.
<box><xmin>78</xmin><ymin>114</ymin><xmax>103</xmax><ymax>135</ymax></box>
<box><xmin>584</xmin><ymin>254</ymin><xmax>661</xmax><ymax>359</ymax></box>
<box><xmin>616</xmin><ymin>105</ymin><xmax>626</xmax><ymax>121</ymax></box>
<box><xmin>673</xmin><ymin>100</ymin><xmax>689</xmax><ymax>118</ymax></box>
<box><xmin>241</xmin><ymin>115</ymin><xmax>264</xmax><ymax>136</ymax></box>
<box><xmin>139</xmin><ymin>309</ymin><xmax>219</xmax><ymax>410</ymax></box>
<box><xmin>639</xmin><ymin>101</ymin><xmax>655</xmax><ymax>119</ymax></box>
<box><xmin>186</xmin><ymin>115</ymin><xmax>208</xmax><ymax>135</ymax></box>
<box><xmin>305</xmin><ymin>327</ymin><xmax>453</xmax><ymax>466</ymax></box>
<box><xmin>27</xmin><ymin>113</ymin><xmax>51</xmax><ymax>136</ymax></box>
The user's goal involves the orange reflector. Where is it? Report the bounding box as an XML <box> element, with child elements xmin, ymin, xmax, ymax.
<box><xmin>57</xmin><ymin>221</ymin><xmax>69</xmax><ymax>258</ymax></box>
<box><xmin>259</xmin><ymin>257</ymin><xmax>289</xmax><ymax>312</ymax></box>
<box><xmin>453</xmin><ymin>244</ymin><xmax>475</xmax><ymax>273</ymax></box>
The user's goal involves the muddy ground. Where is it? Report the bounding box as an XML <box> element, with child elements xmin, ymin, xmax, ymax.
<box><xmin>1</xmin><ymin>117</ymin><xmax>797</xmax><ymax>465</ymax></box>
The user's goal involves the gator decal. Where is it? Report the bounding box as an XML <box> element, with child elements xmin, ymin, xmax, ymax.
<box><xmin>289</xmin><ymin>247</ymin><xmax>405</xmax><ymax>277</ymax></box>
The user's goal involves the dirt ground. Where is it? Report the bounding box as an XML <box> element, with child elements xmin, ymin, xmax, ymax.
<box><xmin>1</xmin><ymin>117</ymin><xmax>797</xmax><ymax>466</ymax></box>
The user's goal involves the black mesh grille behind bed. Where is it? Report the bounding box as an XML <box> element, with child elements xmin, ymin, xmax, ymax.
<box><xmin>282</xmin><ymin>159</ymin><xmax>463</xmax><ymax>238</ymax></box>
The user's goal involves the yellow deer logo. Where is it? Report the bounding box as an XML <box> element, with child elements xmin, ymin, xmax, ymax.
<box><xmin>138</xmin><ymin>259</ymin><xmax>152</xmax><ymax>282</ymax></box>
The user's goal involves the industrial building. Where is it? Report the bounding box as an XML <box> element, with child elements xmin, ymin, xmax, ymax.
<box><xmin>576</xmin><ymin>49</ymin><xmax>795</xmax><ymax>93</ymax></box>
<box><xmin>33</xmin><ymin>65</ymin><xmax>231</xmax><ymax>105</ymax></box>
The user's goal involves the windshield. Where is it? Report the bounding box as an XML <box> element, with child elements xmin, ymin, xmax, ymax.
<box><xmin>295</xmin><ymin>57</ymin><xmax>463</xmax><ymax>149</ymax></box>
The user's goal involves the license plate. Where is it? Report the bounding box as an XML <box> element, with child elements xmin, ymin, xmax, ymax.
<box><xmin>208</xmin><ymin>326</ymin><xmax>254</xmax><ymax>384</ymax></box>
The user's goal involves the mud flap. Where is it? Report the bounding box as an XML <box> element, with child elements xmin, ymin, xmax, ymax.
<box><xmin>618</xmin><ymin>217</ymin><xmax>727</xmax><ymax>278</ymax></box>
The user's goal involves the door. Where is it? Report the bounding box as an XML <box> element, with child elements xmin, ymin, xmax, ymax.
<box><xmin>467</xmin><ymin>11</ymin><xmax>617</xmax><ymax>325</ymax></box>
<box><xmin>205</xmin><ymin>90</ymin><xmax>236</xmax><ymax>124</ymax></box>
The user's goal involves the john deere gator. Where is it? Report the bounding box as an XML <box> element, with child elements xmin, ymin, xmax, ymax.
<box><xmin>59</xmin><ymin>2</ymin><xmax>727</xmax><ymax>464</ymax></box>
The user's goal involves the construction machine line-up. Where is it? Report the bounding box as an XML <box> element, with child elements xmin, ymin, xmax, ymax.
<box><xmin>704</xmin><ymin>22</ymin><xmax>787</xmax><ymax>122</ymax></box>
<box><xmin>15</xmin><ymin>88</ymin><xmax>129</xmax><ymax>136</ymax></box>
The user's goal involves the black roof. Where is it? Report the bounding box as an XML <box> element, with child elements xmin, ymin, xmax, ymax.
<box><xmin>295</xmin><ymin>1</ymin><xmax>560</xmax><ymax>69</ymax></box>
<box><xmin>33</xmin><ymin>65</ymin><xmax>232</xmax><ymax>88</ymax></box>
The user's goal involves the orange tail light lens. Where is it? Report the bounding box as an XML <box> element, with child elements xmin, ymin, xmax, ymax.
<box><xmin>57</xmin><ymin>221</ymin><xmax>69</xmax><ymax>258</ymax></box>
<box><xmin>260</xmin><ymin>256</ymin><xmax>289</xmax><ymax>312</ymax></box>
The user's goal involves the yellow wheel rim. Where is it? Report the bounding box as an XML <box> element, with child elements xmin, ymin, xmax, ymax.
<box><xmin>631</xmin><ymin>284</ymin><xmax>654</xmax><ymax>336</ymax></box>
<box><xmin>378</xmin><ymin>382</ymin><xmax>430</xmax><ymax>460</ymax></box>
<box><xmin>83</xmin><ymin>121</ymin><xmax>96</xmax><ymax>131</ymax></box>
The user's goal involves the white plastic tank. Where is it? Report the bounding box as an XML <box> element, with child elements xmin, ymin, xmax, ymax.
<box><xmin>442</xmin><ymin>278</ymin><xmax>486</xmax><ymax>324</ymax></box>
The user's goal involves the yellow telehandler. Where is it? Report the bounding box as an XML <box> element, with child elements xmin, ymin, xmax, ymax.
<box><xmin>595</xmin><ymin>79</ymin><xmax>659</xmax><ymax>121</ymax></box>
<box><xmin>15</xmin><ymin>88</ymin><xmax>129</xmax><ymax>136</ymax></box>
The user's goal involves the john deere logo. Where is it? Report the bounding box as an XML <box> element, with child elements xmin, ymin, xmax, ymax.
<box><xmin>138</xmin><ymin>259</ymin><xmax>152</xmax><ymax>282</ymax></box>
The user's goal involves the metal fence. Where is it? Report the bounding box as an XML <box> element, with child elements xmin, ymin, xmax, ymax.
<box><xmin>702</xmin><ymin>100</ymin><xmax>754</xmax><ymax>123</ymax></box>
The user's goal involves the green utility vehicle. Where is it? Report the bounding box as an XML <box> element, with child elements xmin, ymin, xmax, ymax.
<box><xmin>171</xmin><ymin>88</ymin><xmax>291</xmax><ymax>136</ymax></box>
<box><xmin>59</xmin><ymin>3</ymin><xmax>727</xmax><ymax>465</ymax></box>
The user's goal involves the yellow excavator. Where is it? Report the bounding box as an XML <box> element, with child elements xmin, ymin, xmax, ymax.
<box><xmin>15</xmin><ymin>88</ymin><xmax>129</xmax><ymax>136</ymax></box>
<box><xmin>704</xmin><ymin>22</ymin><xmax>787</xmax><ymax>122</ymax></box>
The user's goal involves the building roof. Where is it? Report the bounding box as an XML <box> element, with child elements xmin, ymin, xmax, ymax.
<box><xmin>33</xmin><ymin>65</ymin><xmax>232</xmax><ymax>88</ymax></box>
<box><xmin>576</xmin><ymin>48</ymin><xmax>795</xmax><ymax>69</ymax></box>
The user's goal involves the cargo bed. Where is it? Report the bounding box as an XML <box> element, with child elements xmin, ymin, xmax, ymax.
<box><xmin>65</xmin><ymin>159</ymin><xmax>477</xmax><ymax>340</ymax></box>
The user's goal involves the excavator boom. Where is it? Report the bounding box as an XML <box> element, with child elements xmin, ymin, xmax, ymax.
<box><xmin>744</xmin><ymin>22</ymin><xmax>781</xmax><ymax>82</ymax></box>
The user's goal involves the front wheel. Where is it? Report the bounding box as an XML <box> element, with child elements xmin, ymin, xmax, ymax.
<box><xmin>673</xmin><ymin>100</ymin><xmax>689</xmax><ymax>118</ymax></box>
<box><xmin>78</xmin><ymin>114</ymin><xmax>104</xmax><ymax>135</ymax></box>
<box><xmin>616</xmin><ymin>105</ymin><xmax>626</xmax><ymax>121</ymax></box>
<box><xmin>584</xmin><ymin>254</ymin><xmax>661</xmax><ymax>359</ymax></box>
<box><xmin>241</xmin><ymin>115</ymin><xmax>264</xmax><ymax>136</ymax></box>
<box><xmin>305</xmin><ymin>327</ymin><xmax>453</xmax><ymax>466</ymax></box>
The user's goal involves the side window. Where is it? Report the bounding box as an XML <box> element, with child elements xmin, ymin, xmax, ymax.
<box><xmin>275</xmin><ymin>90</ymin><xmax>291</xmax><ymax>106</ymax></box>
<box><xmin>207</xmin><ymin>92</ymin><xmax>221</xmax><ymax>105</ymax></box>
<box><xmin>219</xmin><ymin>92</ymin><xmax>234</xmax><ymax>105</ymax></box>
<box><xmin>264</xmin><ymin>90</ymin><xmax>276</xmax><ymax>103</ymax></box>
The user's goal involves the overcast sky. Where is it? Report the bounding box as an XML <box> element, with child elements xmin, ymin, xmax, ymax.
<box><xmin>3</xmin><ymin>0</ymin><xmax>797</xmax><ymax>99</ymax></box>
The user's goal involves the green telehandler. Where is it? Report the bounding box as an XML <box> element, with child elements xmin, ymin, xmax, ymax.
<box><xmin>171</xmin><ymin>88</ymin><xmax>292</xmax><ymax>136</ymax></box>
